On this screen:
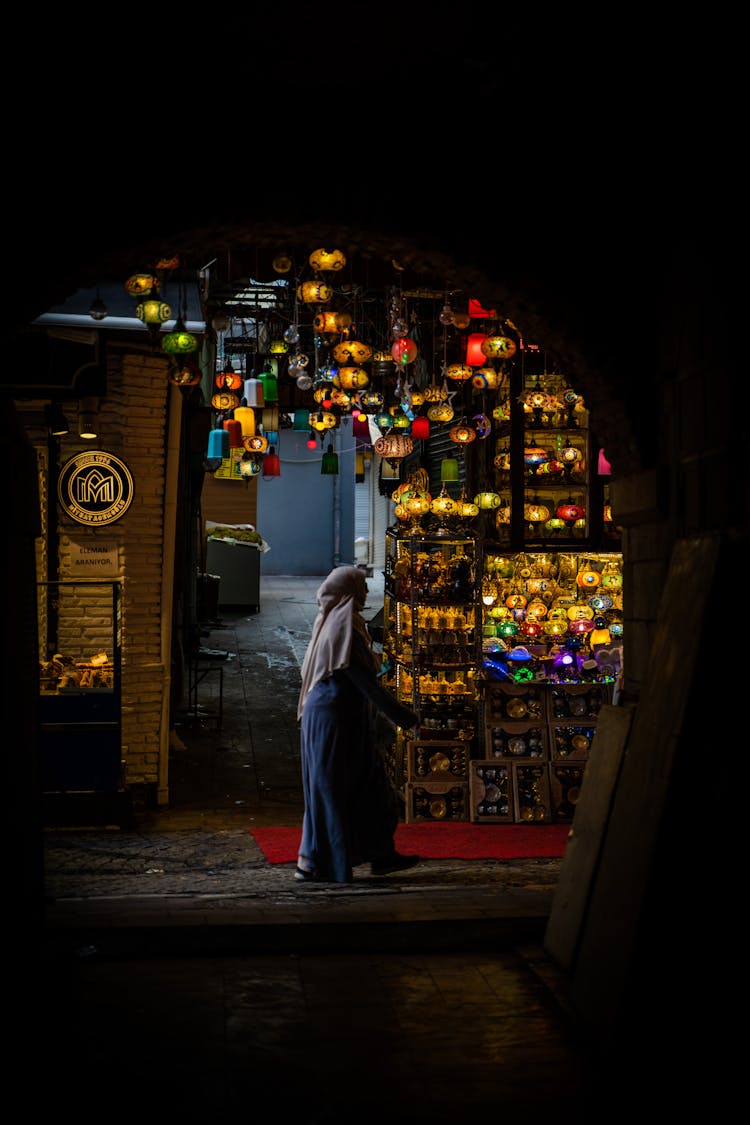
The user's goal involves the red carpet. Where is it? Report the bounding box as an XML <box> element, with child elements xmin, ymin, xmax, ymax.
<box><xmin>250</xmin><ymin>823</ymin><xmax>570</xmax><ymax>863</ymax></box>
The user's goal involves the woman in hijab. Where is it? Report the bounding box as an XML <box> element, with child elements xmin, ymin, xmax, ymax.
<box><xmin>295</xmin><ymin>565</ymin><xmax>420</xmax><ymax>883</ymax></box>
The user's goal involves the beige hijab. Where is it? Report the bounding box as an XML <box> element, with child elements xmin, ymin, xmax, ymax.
<box><xmin>297</xmin><ymin>566</ymin><xmax>378</xmax><ymax>719</ymax></box>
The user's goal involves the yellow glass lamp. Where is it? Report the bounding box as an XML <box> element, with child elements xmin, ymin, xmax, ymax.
<box><xmin>474</xmin><ymin>490</ymin><xmax>502</xmax><ymax>510</ymax></box>
<box><xmin>492</xmin><ymin>398</ymin><xmax>511</xmax><ymax>422</ymax></box>
<box><xmin>430</xmin><ymin>487</ymin><xmax>458</xmax><ymax>520</ymax></box>
<box><xmin>334</xmin><ymin>366</ymin><xmax>369</xmax><ymax>390</ymax></box>
<box><xmin>524</xmin><ymin>501</ymin><xmax>551</xmax><ymax>524</ymax></box>
<box><xmin>125</xmin><ymin>272</ymin><xmax>157</xmax><ymax>297</ymax></box>
<box><xmin>162</xmin><ymin>317</ymin><xmax>199</xmax><ymax>355</ymax></box>
<box><xmin>427</xmin><ymin>402</ymin><xmax>454</xmax><ymax>423</ymax></box>
<box><xmin>309</xmin><ymin>247</ymin><xmax>346</xmax><ymax>271</ymax></box>
<box><xmin>297</xmin><ymin>280</ymin><xmax>332</xmax><ymax>304</ymax></box>
<box><xmin>481</xmin><ymin>578</ymin><xmax>498</xmax><ymax>606</ymax></box>
<box><xmin>481</xmin><ymin>333</ymin><xmax>517</xmax><ymax>360</ymax></box>
<box><xmin>455</xmin><ymin>491</ymin><xmax>479</xmax><ymax>520</ymax></box>
<box><xmin>446</xmin><ymin>363</ymin><xmax>473</xmax><ymax>382</ymax></box>
<box><xmin>360</xmin><ymin>389</ymin><xmax>384</xmax><ymax>412</ymax></box>
<box><xmin>333</xmin><ymin>339</ymin><xmax>373</xmax><ymax>364</ymax></box>
<box><xmin>310</xmin><ymin>410</ymin><xmax>338</xmax><ymax>433</ymax></box>
<box><xmin>422</xmin><ymin>382</ymin><xmax>447</xmax><ymax>402</ymax></box>
<box><xmin>136</xmin><ymin>294</ymin><xmax>171</xmax><ymax>325</ymax></box>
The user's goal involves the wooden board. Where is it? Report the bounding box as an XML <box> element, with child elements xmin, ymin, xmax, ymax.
<box><xmin>543</xmin><ymin>703</ymin><xmax>633</xmax><ymax>970</ymax></box>
<box><xmin>566</xmin><ymin>535</ymin><xmax>720</xmax><ymax>1036</ymax></box>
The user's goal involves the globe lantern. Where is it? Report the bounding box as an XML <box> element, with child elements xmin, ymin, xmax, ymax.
<box><xmin>481</xmin><ymin>333</ymin><xmax>517</xmax><ymax>360</ymax></box>
<box><xmin>391</xmin><ymin>338</ymin><xmax>418</xmax><ymax>366</ymax></box>
<box><xmin>333</xmin><ymin>339</ymin><xmax>373</xmax><ymax>364</ymax></box>
<box><xmin>308</xmin><ymin>247</ymin><xmax>347</xmax><ymax>271</ymax></box>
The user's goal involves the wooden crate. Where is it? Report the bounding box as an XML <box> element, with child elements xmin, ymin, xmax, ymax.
<box><xmin>548</xmin><ymin>762</ymin><xmax>588</xmax><ymax>822</ymax></box>
<box><xmin>469</xmin><ymin>761</ymin><xmax>513</xmax><ymax>822</ymax></box>
<box><xmin>485</xmin><ymin>720</ymin><xmax>548</xmax><ymax>761</ymax></box>
<box><xmin>406</xmin><ymin>739</ymin><xmax>470</xmax><ymax>781</ymax></box>
<box><xmin>405</xmin><ymin>781</ymin><xmax>469</xmax><ymax>823</ymax></box>
<box><xmin>548</xmin><ymin>683</ymin><xmax>611</xmax><ymax>720</ymax></box>
<box><xmin>484</xmin><ymin>682</ymin><xmax>547</xmax><ymax>725</ymax></box>
<box><xmin>513</xmin><ymin>763</ymin><xmax>552</xmax><ymax>823</ymax></box>
<box><xmin>548</xmin><ymin>719</ymin><xmax>597</xmax><ymax>760</ymax></box>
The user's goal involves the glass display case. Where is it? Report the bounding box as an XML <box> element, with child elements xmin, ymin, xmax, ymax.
<box><xmin>37</xmin><ymin>581</ymin><xmax>123</xmax><ymax>805</ymax></box>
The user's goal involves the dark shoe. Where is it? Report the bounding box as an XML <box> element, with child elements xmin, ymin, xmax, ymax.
<box><xmin>370</xmin><ymin>853</ymin><xmax>420</xmax><ymax>876</ymax></box>
<box><xmin>294</xmin><ymin>866</ymin><xmax>318</xmax><ymax>882</ymax></box>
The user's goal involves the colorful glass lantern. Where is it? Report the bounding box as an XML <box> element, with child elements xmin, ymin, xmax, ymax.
<box><xmin>472</xmin><ymin>413</ymin><xmax>492</xmax><ymax>438</ymax></box>
<box><xmin>310</xmin><ymin>411</ymin><xmax>337</xmax><ymax>432</ymax></box>
<box><xmin>427</xmin><ymin>402</ymin><xmax>454</xmax><ymax>422</ymax></box>
<box><xmin>335</xmin><ymin>366</ymin><xmax>369</xmax><ymax>390</ymax></box>
<box><xmin>125</xmin><ymin>272</ymin><xmax>156</xmax><ymax>297</ymax></box>
<box><xmin>495</xmin><ymin>500</ymin><xmax>511</xmax><ymax>527</ymax></box>
<box><xmin>466</xmin><ymin>333</ymin><xmax>489</xmax><ymax>365</ymax></box>
<box><xmin>313</xmin><ymin>309</ymin><xmax>352</xmax><ymax>334</ymax></box>
<box><xmin>309</xmin><ymin>247</ymin><xmax>346</xmax><ymax>271</ymax></box>
<box><xmin>455</xmin><ymin>492</ymin><xmax>479</xmax><ymax>519</ymax></box>
<box><xmin>569</xmin><ymin>618</ymin><xmax>595</xmax><ymax>635</ymax></box>
<box><xmin>244</xmin><ymin>434</ymin><xmax>269</xmax><ymax>454</ymax></box>
<box><xmin>557</xmin><ymin>500</ymin><xmax>585</xmax><ymax>522</ymax></box>
<box><xmin>422</xmin><ymin>382</ymin><xmax>446</xmax><ymax>402</ymax></box>
<box><xmin>321</xmin><ymin>443</ymin><xmax>339</xmax><ymax>474</ymax></box>
<box><xmin>472</xmin><ymin>366</ymin><xmax>500</xmax><ymax>390</ymax></box>
<box><xmin>162</xmin><ymin>318</ymin><xmax>199</xmax><ymax>355</ymax></box>
<box><xmin>238</xmin><ymin>452</ymin><xmax>261</xmax><ymax>477</ymax></box>
<box><xmin>360</xmin><ymin>389</ymin><xmax>384</xmax><ymax>412</ymax></box>
<box><xmin>216</xmin><ymin>362</ymin><xmax>243</xmax><ymax>392</ymax></box>
<box><xmin>452</xmin><ymin>311</ymin><xmax>471</xmax><ymax>329</ymax></box>
<box><xmin>389</xmin><ymin>408</ymin><xmax>411</xmax><ymax>429</ymax></box>
<box><xmin>446</xmin><ymin>363</ymin><xmax>473</xmax><ymax>382</ymax></box>
<box><xmin>560</xmin><ymin>441</ymin><xmax>583</xmax><ymax>464</ymax></box>
<box><xmin>440</xmin><ymin>457</ymin><xmax>459</xmax><ymax>482</ymax></box>
<box><xmin>373</xmin><ymin>433</ymin><xmax>414</xmax><ymax>466</ymax></box>
<box><xmin>207</xmin><ymin>428</ymin><xmax>229</xmax><ymax>459</ymax></box>
<box><xmin>333</xmin><ymin>339</ymin><xmax>373</xmax><ymax>364</ymax></box>
<box><xmin>544</xmin><ymin>517</ymin><xmax>566</xmax><ymax>533</ymax></box>
<box><xmin>524</xmin><ymin>443</ymin><xmax>549</xmax><ymax>467</ymax></box>
<box><xmin>481</xmin><ymin>578</ymin><xmax>498</xmax><ymax>605</ymax></box>
<box><xmin>211</xmin><ymin>392</ymin><xmax>240</xmax><ymax>411</ymax></box>
<box><xmin>293</xmin><ymin>408</ymin><xmax>310</xmax><ymax>432</ymax></box>
<box><xmin>233</xmin><ymin>406</ymin><xmax>256</xmax><ymax>438</ymax></box>
<box><xmin>136</xmin><ymin>294</ymin><xmax>171</xmax><ymax>325</ymax></box>
<box><xmin>577</xmin><ymin>568</ymin><xmax>602</xmax><ymax>589</ymax></box>
<box><xmin>449</xmin><ymin>423</ymin><xmax>476</xmax><ymax>445</ymax></box>
<box><xmin>373</xmin><ymin>411</ymin><xmax>392</xmax><ymax>429</ymax></box>
<box><xmin>262</xmin><ymin>446</ymin><xmax>281</xmax><ymax>477</ymax></box>
<box><xmin>352</xmin><ymin>414</ymin><xmax>371</xmax><ymax>438</ymax></box>
<box><xmin>430</xmin><ymin>486</ymin><xmax>457</xmax><ymax>520</ymax></box>
<box><xmin>297</xmin><ymin>280</ymin><xmax>332</xmax><ymax>304</ymax></box>
<box><xmin>410</xmin><ymin>415</ymin><xmax>430</xmax><ymax>439</ymax></box>
<box><xmin>497</xmin><ymin>619</ymin><xmax>519</xmax><ymax>639</ymax></box>
<box><xmin>268</xmin><ymin>339</ymin><xmax>288</xmax><ymax>355</ymax></box>
<box><xmin>480</xmin><ymin>333</ymin><xmax>517</xmax><ymax>360</ymax></box>
<box><xmin>537</xmin><ymin>459</ymin><xmax>565</xmax><ymax>476</ymax></box>
<box><xmin>474</xmin><ymin>490</ymin><xmax>502</xmax><ymax>510</ymax></box>
<box><xmin>492</xmin><ymin>399</ymin><xmax>511</xmax><ymax>422</ymax></box>
<box><xmin>524</xmin><ymin>502</ymin><xmax>551</xmax><ymax>524</ymax></box>
<box><xmin>391</xmin><ymin>338</ymin><xmax>418</xmax><ymax>366</ymax></box>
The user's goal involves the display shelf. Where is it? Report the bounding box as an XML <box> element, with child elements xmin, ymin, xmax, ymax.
<box><xmin>405</xmin><ymin>781</ymin><xmax>469</xmax><ymax>824</ymax></box>
<box><xmin>469</xmin><ymin>761</ymin><xmax>514</xmax><ymax>823</ymax></box>
<box><xmin>382</xmin><ymin>529</ymin><xmax>482</xmax><ymax>809</ymax></box>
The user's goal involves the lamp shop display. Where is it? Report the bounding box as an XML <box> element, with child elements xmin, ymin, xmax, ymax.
<box><xmin>123</xmin><ymin>247</ymin><xmax>623</xmax><ymax>825</ymax></box>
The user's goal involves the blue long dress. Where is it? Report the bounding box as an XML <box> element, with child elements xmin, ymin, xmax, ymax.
<box><xmin>298</xmin><ymin>629</ymin><xmax>418</xmax><ymax>883</ymax></box>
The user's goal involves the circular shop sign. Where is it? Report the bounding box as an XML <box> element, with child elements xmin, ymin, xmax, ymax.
<box><xmin>58</xmin><ymin>450</ymin><xmax>135</xmax><ymax>527</ymax></box>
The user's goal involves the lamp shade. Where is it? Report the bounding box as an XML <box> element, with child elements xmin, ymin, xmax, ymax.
<box><xmin>321</xmin><ymin>443</ymin><xmax>339</xmax><ymax>474</ymax></box>
<box><xmin>293</xmin><ymin>409</ymin><xmax>311</xmax><ymax>431</ymax></box>
<box><xmin>243</xmin><ymin>378</ymin><xmax>265</xmax><ymax>407</ymax></box>
<box><xmin>440</xmin><ymin>457</ymin><xmax>460</xmax><ymax>482</ymax></box>
<box><xmin>262</xmin><ymin>446</ymin><xmax>281</xmax><ymax>477</ymax></box>
<box><xmin>410</xmin><ymin>415</ymin><xmax>430</xmax><ymax>439</ymax></box>
<box><xmin>466</xmin><ymin>333</ymin><xmax>489</xmax><ymax>365</ymax></box>
<box><xmin>259</xmin><ymin>371</ymin><xmax>278</xmax><ymax>403</ymax></box>
<box><xmin>234</xmin><ymin>406</ymin><xmax>256</xmax><ymax>438</ymax></box>
<box><xmin>223</xmin><ymin>419</ymin><xmax>243</xmax><ymax>447</ymax></box>
<box><xmin>207</xmin><ymin>428</ymin><xmax>229</xmax><ymax>459</ymax></box>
